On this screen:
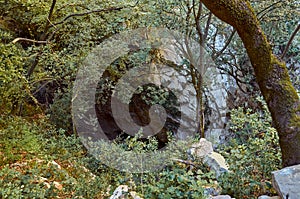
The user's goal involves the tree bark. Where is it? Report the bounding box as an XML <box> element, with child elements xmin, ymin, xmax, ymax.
<box><xmin>200</xmin><ymin>0</ymin><xmax>300</xmax><ymax>167</ymax></box>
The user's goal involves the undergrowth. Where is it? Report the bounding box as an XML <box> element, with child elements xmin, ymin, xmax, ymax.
<box><xmin>0</xmin><ymin>98</ymin><xmax>282</xmax><ymax>198</ymax></box>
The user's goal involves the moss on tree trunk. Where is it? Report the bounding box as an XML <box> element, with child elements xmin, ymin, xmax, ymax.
<box><xmin>201</xmin><ymin>0</ymin><xmax>300</xmax><ymax>167</ymax></box>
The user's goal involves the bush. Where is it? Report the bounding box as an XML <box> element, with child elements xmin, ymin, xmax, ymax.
<box><xmin>218</xmin><ymin>98</ymin><xmax>281</xmax><ymax>198</ymax></box>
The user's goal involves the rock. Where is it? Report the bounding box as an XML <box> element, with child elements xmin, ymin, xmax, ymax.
<box><xmin>129</xmin><ymin>191</ymin><xmax>143</xmax><ymax>199</ymax></box>
<box><xmin>53</xmin><ymin>181</ymin><xmax>63</xmax><ymax>190</ymax></box>
<box><xmin>110</xmin><ymin>185</ymin><xmax>143</xmax><ymax>199</ymax></box>
<box><xmin>272</xmin><ymin>164</ymin><xmax>300</xmax><ymax>199</ymax></box>
<box><xmin>188</xmin><ymin>139</ymin><xmax>229</xmax><ymax>178</ymax></box>
<box><xmin>205</xmin><ymin>129</ymin><xmax>227</xmax><ymax>148</ymax></box>
<box><xmin>209</xmin><ymin>195</ymin><xmax>234</xmax><ymax>199</ymax></box>
<box><xmin>203</xmin><ymin>152</ymin><xmax>229</xmax><ymax>178</ymax></box>
<box><xmin>204</xmin><ymin>185</ymin><xmax>222</xmax><ymax>196</ymax></box>
<box><xmin>258</xmin><ymin>196</ymin><xmax>280</xmax><ymax>199</ymax></box>
<box><xmin>188</xmin><ymin>138</ymin><xmax>213</xmax><ymax>159</ymax></box>
<box><xmin>48</xmin><ymin>160</ymin><xmax>62</xmax><ymax>170</ymax></box>
<box><xmin>110</xmin><ymin>185</ymin><xmax>129</xmax><ymax>199</ymax></box>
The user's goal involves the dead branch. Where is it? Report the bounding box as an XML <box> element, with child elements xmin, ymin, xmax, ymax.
<box><xmin>12</xmin><ymin>38</ymin><xmax>48</xmax><ymax>44</ymax></box>
<box><xmin>281</xmin><ymin>22</ymin><xmax>300</xmax><ymax>59</ymax></box>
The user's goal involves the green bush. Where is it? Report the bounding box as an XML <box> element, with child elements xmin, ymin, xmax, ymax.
<box><xmin>218</xmin><ymin>99</ymin><xmax>281</xmax><ymax>198</ymax></box>
<box><xmin>140</xmin><ymin>165</ymin><xmax>208</xmax><ymax>199</ymax></box>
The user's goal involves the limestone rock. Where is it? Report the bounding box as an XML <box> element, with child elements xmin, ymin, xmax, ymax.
<box><xmin>110</xmin><ymin>185</ymin><xmax>143</xmax><ymax>199</ymax></box>
<box><xmin>272</xmin><ymin>164</ymin><xmax>300</xmax><ymax>199</ymax></box>
<box><xmin>188</xmin><ymin>139</ymin><xmax>229</xmax><ymax>178</ymax></box>
<box><xmin>110</xmin><ymin>185</ymin><xmax>129</xmax><ymax>199</ymax></box>
<box><xmin>258</xmin><ymin>196</ymin><xmax>280</xmax><ymax>199</ymax></box>
<box><xmin>203</xmin><ymin>152</ymin><xmax>229</xmax><ymax>178</ymax></box>
<box><xmin>188</xmin><ymin>138</ymin><xmax>213</xmax><ymax>159</ymax></box>
<box><xmin>209</xmin><ymin>195</ymin><xmax>234</xmax><ymax>199</ymax></box>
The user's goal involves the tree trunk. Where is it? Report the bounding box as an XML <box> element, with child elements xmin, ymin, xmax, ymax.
<box><xmin>200</xmin><ymin>0</ymin><xmax>300</xmax><ymax>167</ymax></box>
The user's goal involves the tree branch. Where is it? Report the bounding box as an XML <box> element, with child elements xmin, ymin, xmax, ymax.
<box><xmin>203</xmin><ymin>12</ymin><xmax>212</xmax><ymax>41</ymax></box>
<box><xmin>257</xmin><ymin>1</ymin><xmax>282</xmax><ymax>20</ymax></box>
<box><xmin>281</xmin><ymin>22</ymin><xmax>300</xmax><ymax>59</ymax></box>
<box><xmin>213</xmin><ymin>29</ymin><xmax>236</xmax><ymax>59</ymax></box>
<box><xmin>53</xmin><ymin>6</ymin><xmax>126</xmax><ymax>26</ymax></box>
<box><xmin>193</xmin><ymin>1</ymin><xmax>203</xmax><ymax>44</ymax></box>
<box><xmin>41</xmin><ymin>0</ymin><xmax>57</xmax><ymax>40</ymax></box>
<box><xmin>172</xmin><ymin>158</ymin><xmax>196</xmax><ymax>166</ymax></box>
<box><xmin>12</xmin><ymin>38</ymin><xmax>48</xmax><ymax>44</ymax></box>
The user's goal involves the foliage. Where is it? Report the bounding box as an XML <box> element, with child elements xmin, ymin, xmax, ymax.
<box><xmin>0</xmin><ymin>31</ymin><xmax>30</xmax><ymax>115</ymax></box>
<box><xmin>217</xmin><ymin>98</ymin><xmax>281</xmax><ymax>198</ymax></box>
<box><xmin>87</xmin><ymin>131</ymin><xmax>215</xmax><ymax>199</ymax></box>
<box><xmin>0</xmin><ymin>116</ymin><xmax>109</xmax><ymax>198</ymax></box>
<box><xmin>47</xmin><ymin>88</ymin><xmax>73</xmax><ymax>133</ymax></box>
<box><xmin>1</xmin><ymin>0</ymin><xmax>299</xmax><ymax>198</ymax></box>
<box><xmin>0</xmin><ymin>115</ymin><xmax>216</xmax><ymax>198</ymax></box>
<box><xmin>140</xmin><ymin>165</ymin><xmax>207</xmax><ymax>199</ymax></box>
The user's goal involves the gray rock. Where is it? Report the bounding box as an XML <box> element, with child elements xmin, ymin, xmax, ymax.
<box><xmin>110</xmin><ymin>185</ymin><xmax>143</xmax><ymax>199</ymax></box>
<box><xmin>204</xmin><ymin>185</ymin><xmax>222</xmax><ymax>196</ymax></box>
<box><xmin>110</xmin><ymin>185</ymin><xmax>128</xmax><ymax>199</ymax></box>
<box><xmin>188</xmin><ymin>138</ymin><xmax>213</xmax><ymax>158</ymax></box>
<box><xmin>272</xmin><ymin>164</ymin><xmax>300</xmax><ymax>199</ymax></box>
<box><xmin>188</xmin><ymin>139</ymin><xmax>229</xmax><ymax>178</ymax></box>
<box><xmin>209</xmin><ymin>195</ymin><xmax>234</xmax><ymax>199</ymax></box>
<box><xmin>258</xmin><ymin>196</ymin><xmax>280</xmax><ymax>199</ymax></box>
<box><xmin>203</xmin><ymin>152</ymin><xmax>229</xmax><ymax>178</ymax></box>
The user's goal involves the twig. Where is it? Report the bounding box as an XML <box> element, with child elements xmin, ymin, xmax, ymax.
<box><xmin>12</xmin><ymin>38</ymin><xmax>48</xmax><ymax>44</ymax></box>
<box><xmin>257</xmin><ymin>1</ymin><xmax>282</xmax><ymax>20</ymax></box>
<box><xmin>172</xmin><ymin>158</ymin><xmax>196</xmax><ymax>166</ymax></box>
<box><xmin>213</xmin><ymin>29</ymin><xmax>236</xmax><ymax>59</ymax></box>
<box><xmin>53</xmin><ymin>6</ymin><xmax>126</xmax><ymax>26</ymax></box>
<box><xmin>281</xmin><ymin>22</ymin><xmax>300</xmax><ymax>59</ymax></box>
<box><xmin>203</xmin><ymin>12</ymin><xmax>212</xmax><ymax>41</ymax></box>
<box><xmin>42</xmin><ymin>0</ymin><xmax>57</xmax><ymax>40</ymax></box>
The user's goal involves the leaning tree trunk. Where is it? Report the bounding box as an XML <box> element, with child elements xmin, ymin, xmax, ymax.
<box><xmin>200</xmin><ymin>0</ymin><xmax>300</xmax><ymax>167</ymax></box>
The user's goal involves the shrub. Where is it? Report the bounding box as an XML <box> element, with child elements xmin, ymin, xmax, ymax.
<box><xmin>218</xmin><ymin>98</ymin><xmax>281</xmax><ymax>198</ymax></box>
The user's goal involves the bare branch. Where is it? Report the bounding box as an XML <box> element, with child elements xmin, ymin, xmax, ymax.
<box><xmin>53</xmin><ymin>6</ymin><xmax>126</xmax><ymax>26</ymax></box>
<box><xmin>257</xmin><ymin>1</ymin><xmax>282</xmax><ymax>20</ymax></box>
<box><xmin>42</xmin><ymin>0</ymin><xmax>57</xmax><ymax>40</ymax></box>
<box><xmin>172</xmin><ymin>158</ymin><xmax>196</xmax><ymax>166</ymax></box>
<box><xmin>213</xmin><ymin>29</ymin><xmax>236</xmax><ymax>59</ymax></box>
<box><xmin>203</xmin><ymin>12</ymin><xmax>212</xmax><ymax>41</ymax></box>
<box><xmin>281</xmin><ymin>22</ymin><xmax>300</xmax><ymax>59</ymax></box>
<box><xmin>12</xmin><ymin>38</ymin><xmax>48</xmax><ymax>44</ymax></box>
<box><xmin>193</xmin><ymin>1</ymin><xmax>203</xmax><ymax>44</ymax></box>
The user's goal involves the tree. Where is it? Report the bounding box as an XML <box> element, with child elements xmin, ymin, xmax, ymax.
<box><xmin>200</xmin><ymin>0</ymin><xmax>300</xmax><ymax>167</ymax></box>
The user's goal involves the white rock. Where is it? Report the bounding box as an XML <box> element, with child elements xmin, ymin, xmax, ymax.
<box><xmin>258</xmin><ymin>196</ymin><xmax>280</xmax><ymax>199</ymax></box>
<box><xmin>110</xmin><ymin>185</ymin><xmax>143</xmax><ymax>199</ymax></box>
<box><xmin>188</xmin><ymin>138</ymin><xmax>213</xmax><ymax>159</ymax></box>
<box><xmin>110</xmin><ymin>185</ymin><xmax>129</xmax><ymax>199</ymax></box>
<box><xmin>203</xmin><ymin>152</ymin><xmax>229</xmax><ymax>178</ymax></box>
<box><xmin>209</xmin><ymin>195</ymin><xmax>234</xmax><ymax>199</ymax></box>
<box><xmin>48</xmin><ymin>160</ymin><xmax>62</xmax><ymax>170</ymax></box>
<box><xmin>272</xmin><ymin>164</ymin><xmax>300</xmax><ymax>199</ymax></box>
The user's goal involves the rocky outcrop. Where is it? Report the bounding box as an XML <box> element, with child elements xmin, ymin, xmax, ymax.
<box><xmin>272</xmin><ymin>164</ymin><xmax>300</xmax><ymax>199</ymax></box>
<box><xmin>188</xmin><ymin>138</ymin><xmax>229</xmax><ymax>178</ymax></box>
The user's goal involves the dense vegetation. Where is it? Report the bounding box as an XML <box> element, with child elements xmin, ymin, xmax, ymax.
<box><xmin>0</xmin><ymin>0</ymin><xmax>299</xmax><ymax>198</ymax></box>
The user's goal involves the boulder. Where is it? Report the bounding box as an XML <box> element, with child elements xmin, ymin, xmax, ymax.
<box><xmin>110</xmin><ymin>185</ymin><xmax>143</xmax><ymax>199</ymax></box>
<box><xmin>272</xmin><ymin>164</ymin><xmax>300</xmax><ymax>199</ymax></box>
<box><xmin>209</xmin><ymin>195</ymin><xmax>234</xmax><ymax>199</ymax></box>
<box><xmin>203</xmin><ymin>152</ymin><xmax>229</xmax><ymax>178</ymax></box>
<box><xmin>188</xmin><ymin>138</ymin><xmax>213</xmax><ymax>158</ymax></box>
<box><xmin>258</xmin><ymin>196</ymin><xmax>280</xmax><ymax>199</ymax></box>
<box><xmin>188</xmin><ymin>139</ymin><xmax>229</xmax><ymax>178</ymax></box>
